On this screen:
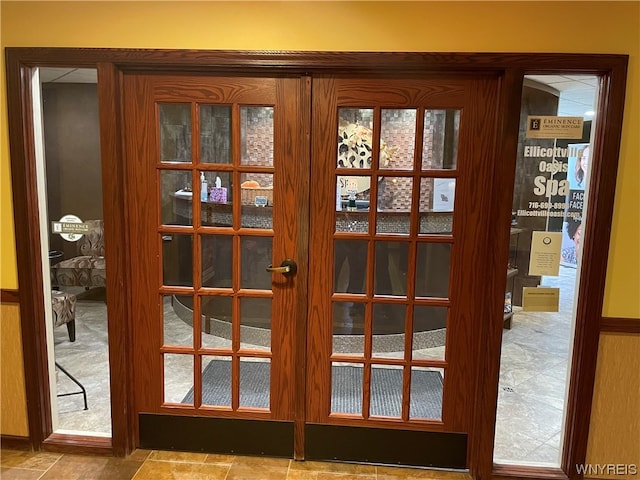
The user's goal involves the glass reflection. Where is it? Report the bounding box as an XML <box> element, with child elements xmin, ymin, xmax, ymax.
<box><xmin>331</xmin><ymin>362</ymin><xmax>363</xmax><ymax>415</ymax></box>
<box><xmin>163</xmin><ymin>294</ymin><xmax>193</xmax><ymax>348</ymax></box>
<box><xmin>332</xmin><ymin>302</ymin><xmax>365</xmax><ymax>353</ymax></box>
<box><xmin>239</xmin><ymin>358</ymin><xmax>270</xmax><ymax>409</ymax></box>
<box><xmin>415</xmin><ymin>243</ymin><xmax>451</xmax><ymax>298</ymax></box>
<box><xmin>422</xmin><ymin>110</ymin><xmax>459</xmax><ymax>170</ymax></box>
<box><xmin>380</xmin><ymin>109</ymin><xmax>416</xmax><ymax>170</ymax></box>
<box><xmin>164</xmin><ymin>353</ymin><xmax>194</xmax><ymax>404</ymax></box>
<box><xmin>419</xmin><ymin>177</ymin><xmax>455</xmax><ymax>234</ymax></box>
<box><xmin>412</xmin><ymin>306</ymin><xmax>447</xmax><ymax>361</ymax></box>
<box><xmin>409</xmin><ymin>367</ymin><xmax>444</xmax><ymax>420</ymax></box>
<box><xmin>241</xmin><ymin>236</ymin><xmax>272</xmax><ymax>290</ymax></box>
<box><xmin>334</xmin><ymin>239</ymin><xmax>367</xmax><ymax>294</ymax></box>
<box><xmin>370</xmin><ymin>365</ymin><xmax>403</xmax><ymax>417</ymax></box>
<box><xmin>241</xmin><ymin>173</ymin><xmax>273</xmax><ymax>229</ymax></box>
<box><xmin>161</xmin><ymin>170</ymin><xmax>192</xmax><ymax>226</ymax></box>
<box><xmin>201</xmin><ymin>296</ymin><xmax>233</xmax><ymax>349</ymax></box>
<box><xmin>201</xmin><ymin>235</ymin><xmax>232</xmax><ymax>288</ymax></box>
<box><xmin>240</xmin><ymin>297</ymin><xmax>271</xmax><ymax>351</ymax></box>
<box><xmin>200</xmin><ymin>355</ymin><xmax>232</xmax><ymax>407</ymax></box>
<box><xmin>337</xmin><ymin>108</ymin><xmax>374</xmax><ymax>169</ymax></box>
<box><xmin>378</xmin><ymin>177</ymin><xmax>413</xmax><ymax>212</ymax></box>
<box><xmin>200</xmin><ymin>105</ymin><xmax>231</xmax><ymax>164</ymax></box>
<box><xmin>374</xmin><ymin>241</ymin><xmax>408</xmax><ymax>297</ymax></box>
<box><xmin>159</xmin><ymin>104</ymin><xmax>191</xmax><ymax>163</ymax></box>
<box><xmin>162</xmin><ymin>234</ymin><xmax>193</xmax><ymax>287</ymax></box>
<box><xmin>201</xmin><ymin>170</ymin><xmax>232</xmax><ymax>227</ymax></box>
<box><xmin>241</xmin><ymin>107</ymin><xmax>274</xmax><ymax>167</ymax></box>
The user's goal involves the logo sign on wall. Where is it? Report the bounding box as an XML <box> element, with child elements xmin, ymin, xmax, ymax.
<box><xmin>526</xmin><ymin>116</ymin><xmax>584</xmax><ymax>139</ymax></box>
<box><xmin>51</xmin><ymin>215</ymin><xmax>89</xmax><ymax>242</ymax></box>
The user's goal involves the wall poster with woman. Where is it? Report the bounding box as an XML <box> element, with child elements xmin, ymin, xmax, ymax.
<box><xmin>561</xmin><ymin>143</ymin><xmax>589</xmax><ymax>266</ymax></box>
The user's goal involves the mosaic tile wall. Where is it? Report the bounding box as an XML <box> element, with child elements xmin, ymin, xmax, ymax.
<box><xmin>243</xmin><ymin>109</ymin><xmax>455</xmax><ymax>212</ymax></box>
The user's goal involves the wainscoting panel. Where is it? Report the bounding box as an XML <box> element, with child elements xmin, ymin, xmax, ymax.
<box><xmin>0</xmin><ymin>300</ymin><xmax>29</xmax><ymax>437</ymax></box>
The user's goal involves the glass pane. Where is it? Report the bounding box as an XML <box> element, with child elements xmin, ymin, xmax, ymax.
<box><xmin>200</xmin><ymin>105</ymin><xmax>231</xmax><ymax>164</ymax></box>
<box><xmin>159</xmin><ymin>104</ymin><xmax>191</xmax><ymax>163</ymax></box>
<box><xmin>41</xmin><ymin>69</ymin><xmax>112</xmax><ymax>436</ymax></box>
<box><xmin>200</xmin><ymin>355</ymin><xmax>232</xmax><ymax>407</ymax></box>
<box><xmin>239</xmin><ymin>358</ymin><xmax>270</xmax><ymax>409</ymax></box>
<box><xmin>240</xmin><ymin>297</ymin><xmax>271</xmax><ymax>352</ymax></box>
<box><xmin>333</xmin><ymin>302</ymin><xmax>365</xmax><ymax>354</ymax></box>
<box><xmin>162</xmin><ymin>234</ymin><xmax>193</xmax><ymax>287</ymax></box>
<box><xmin>378</xmin><ymin>176</ymin><xmax>413</xmax><ymax>212</ymax></box>
<box><xmin>419</xmin><ymin>177</ymin><xmax>455</xmax><ymax>234</ymax></box>
<box><xmin>201</xmin><ymin>235</ymin><xmax>232</xmax><ymax>288</ymax></box>
<box><xmin>201</xmin><ymin>296</ymin><xmax>233</xmax><ymax>349</ymax></box>
<box><xmin>377</xmin><ymin>213</ymin><xmax>411</xmax><ymax>235</ymax></box>
<box><xmin>202</xmin><ymin>171</ymin><xmax>232</xmax><ymax>227</ymax></box>
<box><xmin>380</xmin><ymin>109</ymin><xmax>416</xmax><ymax>170</ymax></box>
<box><xmin>370</xmin><ymin>365</ymin><xmax>403</xmax><ymax>417</ymax></box>
<box><xmin>161</xmin><ymin>170</ymin><xmax>192</xmax><ymax>226</ymax></box>
<box><xmin>164</xmin><ymin>353</ymin><xmax>193</xmax><ymax>404</ymax></box>
<box><xmin>337</xmin><ymin>108</ymin><xmax>374</xmax><ymax>169</ymax></box>
<box><xmin>241</xmin><ymin>236</ymin><xmax>272</xmax><ymax>290</ymax></box>
<box><xmin>241</xmin><ymin>106</ymin><xmax>273</xmax><ymax>167</ymax></box>
<box><xmin>412</xmin><ymin>306</ymin><xmax>447</xmax><ymax>361</ymax></box>
<box><xmin>422</xmin><ymin>109</ymin><xmax>459</xmax><ymax>170</ymax></box>
<box><xmin>241</xmin><ymin>173</ymin><xmax>273</xmax><ymax>228</ymax></box>
<box><xmin>331</xmin><ymin>362</ymin><xmax>363</xmax><ymax>415</ymax></box>
<box><xmin>410</xmin><ymin>367</ymin><xmax>444</xmax><ymax>420</ymax></box>
<box><xmin>334</xmin><ymin>239</ymin><xmax>367</xmax><ymax>294</ymax></box>
<box><xmin>372</xmin><ymin>304</ymin><xmax>406</xmax><ymax>358</ymax></box>
<box><xmin>163</xmin><ymin>294</ymin><xmax>193</xmax><ymax>347</ymax></box>
<box><xmin>336</xmin><ymin>175</ymin><xmax>370</xmax><ymax>233</ymax></box>
<box><xmin>415</xmin><ymin>243</ymin><xmax>451</xmax><ymax>298</ymax></box>
<box><xmin>374</xmin><ymin>241</ymin><xmax>408</xmax><ymax>297</ymax></box>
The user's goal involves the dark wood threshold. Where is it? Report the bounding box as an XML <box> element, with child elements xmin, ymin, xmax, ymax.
<box><xmin>493</xmin><ymin>463</ymin><xmax>568</xmax><ymax>480</ymax></box>
<box><xmin>0</xmin><ymin>434</ymin><xmax>32</xmax><ymax>450</ymax></box>
<box><xmin>599</xmin><ymin>316</ymin><xmax>640</xmax><ymax>334</ymax></box>
<box><xmin>42</xmin><ymin>433</ymin><xmax>112</xmax><ymax>456</ymax></box>
<box><xmin>1</xmin><ymin>288</ymin><xmax>20</xmax><ymax>304</ymax></box>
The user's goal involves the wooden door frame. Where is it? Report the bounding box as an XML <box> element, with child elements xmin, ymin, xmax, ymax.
<box><xmin>5</xmin><ymin>48</ymin><xmax>628</xmax><ymax>480</ymax></box>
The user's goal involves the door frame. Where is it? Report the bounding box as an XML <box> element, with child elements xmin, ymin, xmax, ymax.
<box><xmin>5</xmin><ymin>48</ymin><xmax>628</xmax><ymax>480</ymax></box>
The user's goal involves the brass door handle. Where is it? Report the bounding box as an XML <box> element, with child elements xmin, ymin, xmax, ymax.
<box><xmin>266</xmin><ymin>259</ymin><xmax>297</xmax><ymax>277</ymax></box>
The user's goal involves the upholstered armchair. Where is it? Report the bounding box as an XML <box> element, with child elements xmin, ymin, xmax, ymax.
<box><xmin>51</xmin><ymin>219</ymin><xmax>106</xmax><ymax>289</ymax></box>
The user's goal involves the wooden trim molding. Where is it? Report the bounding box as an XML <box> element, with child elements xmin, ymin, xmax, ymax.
<box><xmin>600</xmin><ymin>317</ymin><xmax>640</xmax><ymax>334</ymax></box>
<box><xmin>42</xmin><ymin>433</ymin><xmax>112</xmax><ymax>456</ymax></box>
<box><xmin>493</xmin><ymin>464</ymin><xmax>568</xmax><ymax>480</ymax></box>
<box><xmin>0</xmin><ymin>434</ymin><xmax>31</xmax><ymax>450</ymax></box>
<box><xmin>1</xmin><ymin>289</ymin><xmax>20</xmax><ymax>304</ymax></box>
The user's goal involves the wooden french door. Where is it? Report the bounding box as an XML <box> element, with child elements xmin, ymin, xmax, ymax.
<box><xmin>124</xmin><ymin>73</ymin><xmax>308</xmax><ymax>457</ymax></box>
<box><xmin>306</xmin><ymin>75</ymin><xmax>499</xmax><ymax>468</ymax></box>
<box><xmin>124</xmin><ymin>71</ymin><xmax>499</xmax><ymax>467</ymax></box>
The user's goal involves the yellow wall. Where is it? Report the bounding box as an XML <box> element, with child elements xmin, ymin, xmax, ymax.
<box><xmin>1</xmin><ymin>0</ymin><xmax>638</xmax><ymax>464</ymax></box>
<box><xmin>1</xmin><ymin>0</ymin><xmax>638</xmax><ymax>315</ymax></box>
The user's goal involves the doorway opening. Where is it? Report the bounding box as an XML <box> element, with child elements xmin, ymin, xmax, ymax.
<box><xmin>33</xmin><ymin>67</ymin><xmax>111</xmax><ymax>437</ymax></box>
<box><xmin>493</xmin><ymin>74</ymin><xmax>599</xmax><ymax>465</ymax></box>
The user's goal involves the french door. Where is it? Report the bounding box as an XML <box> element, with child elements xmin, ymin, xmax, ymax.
<box><xmin>124</xmin><ymin>72</ymin><xmax>499</xmax><ymax>468</ymax></box>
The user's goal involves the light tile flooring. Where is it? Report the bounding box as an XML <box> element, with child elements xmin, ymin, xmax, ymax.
<box><xmin>1</xmin><ymin>448</ymin><xmax>471</xmax><ymax>480</ymax></box>
<box><xmin>51</xmin><ymin>265</ymin><xmax>577</xmax><ymax>467</ymax></box>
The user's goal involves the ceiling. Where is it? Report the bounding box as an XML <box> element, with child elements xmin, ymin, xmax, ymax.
<box><xmin>38</xmin><ymin>68</ymin><xmax>598</xmax><ymax>118</ymax></box>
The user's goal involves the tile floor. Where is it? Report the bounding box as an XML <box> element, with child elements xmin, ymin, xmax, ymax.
<box><xmin>0</xmin><ymin>448</ymin><xmax>471</xmax><ymax>480</ymax></box>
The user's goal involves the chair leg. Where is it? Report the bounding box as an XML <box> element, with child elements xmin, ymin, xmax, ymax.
<box><xmin>66</xmin><ymin>319</ymin><xmax>76</xmax><ymax>342</ymax></box>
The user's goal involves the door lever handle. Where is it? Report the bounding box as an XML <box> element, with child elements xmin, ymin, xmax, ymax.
<box><xmin>266</xmin><ymin>259</ymin><xmax>297</xmax><ymax>277</ymax></box>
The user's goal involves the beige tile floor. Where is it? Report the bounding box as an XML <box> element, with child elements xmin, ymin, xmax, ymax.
<box><xmin>0</xmin><ymin>448</ymin><xmax>471</xmax><ymax>480</ymax></box>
